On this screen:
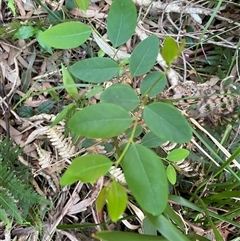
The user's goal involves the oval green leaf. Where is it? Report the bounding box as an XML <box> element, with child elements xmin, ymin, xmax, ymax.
<box><xmin>100</xmin><ymin>84</ymin><xmax>139</xmax><ymax>111</ymax></box>
<box><xmin>129</xmin><ymin>35</ymin><xmax>159</xmax><ymax>77</ymax></box>
<box><xmin>94</xmin><ymin>231</ymin><xmax>168</xmax><ymax>241</ymax></box>
<box><xmin>107</xmin><ymin>180</ymin><xmax>128</xmax><ymax>222</ymax></box>
<box><xmin>141</xmin><ymin>131</ymin><xmax>166</xmax><ymax>148</ymax></box>
<box><xmin>122</xmin><ymin>144</ymin><xmax>168</xmax><ymax>216</ymax></box>
<box><xmin>39</xmin><ymin>22</ymin><xmax>91</xmax><ymax>49</ymax></box>
<box><xmin>161</xmin><ymin>37</ymin><xmax>185</xmax><ymax>67</ymax></box>
<box><xmin>68</xmin><ymin>103</ymin><xmax>133</xmax><ymax>138</ymax></box>
<box><xmin>70</xmin><ymin>57</ymin><xmax>119</xmax><ymax>83</ymax></box>
<box><xmin>60</xmin><ymin>154</ymin><xmax>112</xmax><ymax>185</ymax></box>
<box><xmin>167</xmin><ymin>148</ymin><xmax>190</xmax><ymax>162</ymax></box>
<box><xmin>143</xmin><ymin>102</ymin><xmax>192</xmax><ymax>143</ymax></box>
<box><xmin>61</xmin><ymin>64</ymin><xmax>79</xmax><ymax>101</ymax></box>
<box><xmin>140</xmin><ymin>71</ymin><xmax>167</xmax><ymax>97</ymax></box>
<box><xmin>107</xmin><ymin>0</ymin><xmax>137</xmax><ymax>47</ymax></box>
<box><xmin>166</xmin><ymin>164</ymin><xmax>176</xmax><ymax>185</ymax></box>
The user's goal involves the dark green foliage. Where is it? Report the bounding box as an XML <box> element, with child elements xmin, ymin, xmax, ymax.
<box><xmin>0</xmin><ymin>138</ymin><xmax>49</xmax><ymax>226</ymax></box>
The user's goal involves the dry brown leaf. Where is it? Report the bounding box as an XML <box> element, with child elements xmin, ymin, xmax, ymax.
<box><xmin>0</xmin><ymin>57</ymin><xmax>20</xmax><ymax>86</ymax></box>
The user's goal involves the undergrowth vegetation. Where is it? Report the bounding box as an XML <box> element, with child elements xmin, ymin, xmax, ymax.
<box><xmin>0</xmin><ymin>0</ymin><xmax>239</xmax><ymax>240</ymax></box>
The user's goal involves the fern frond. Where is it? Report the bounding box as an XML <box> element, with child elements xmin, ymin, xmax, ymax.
<box><xmin>0</xmin><ymin>208</ymin><xmax>10</xmax><ymax>227</ymax></box>
<box><xmin>0</xmin><ymin>189</ymin><xmax>22</xmax><ymax>224</ymax></box>
<box><xmin>0</xmin><ymin>137</ymin><xmax>50</xmax><ymax>225</ymax></box>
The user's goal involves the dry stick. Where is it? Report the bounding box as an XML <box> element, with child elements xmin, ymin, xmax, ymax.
<box><xmin>137</xmin><ymin>18</ymin><xmax>238</xmax><ymax>50</ymax></box>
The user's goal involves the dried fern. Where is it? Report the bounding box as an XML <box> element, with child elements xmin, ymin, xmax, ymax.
<box><xmin>0</xmin><ymin>137</ymin><xmax>49</xmax><ymax>226</ymax></box>
<box><xmin>46</xmin><ymin>126</ymin><xmax>76</xmax><ymax>160</ymax></box>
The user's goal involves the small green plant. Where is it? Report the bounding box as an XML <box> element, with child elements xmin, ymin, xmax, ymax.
<box><xmin>38</xmin><ymin>1</ymin><xmax>192</xmax><ymax>240</ymax></box>
<box><xmin>35</xmin><ymin>0</ymin><xmax>240</xmax><ymax>240</ymax></box>
<box><xmin>0</xmin><ymin>137</ymin><xmax>50</xmax><ymax>228</ymax></box>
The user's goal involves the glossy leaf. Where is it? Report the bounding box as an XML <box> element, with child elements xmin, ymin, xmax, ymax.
<box><xmin>161</xmin><ymin>37</ymin><xmax>185</xmax><ymax>66</ymax></box>
<box><xmin>51</xmin><ymin>103</ymin><xmax>76</xmax><ymax>127</ymax></box>
<box><xmin>60</xmin><ymin>154</ymin><xmax>112</xmax><ymax>185</ymax></box>
<box><xmin>140</xmin><ymin>71</ymin><xmax>167</xmax><ymax>97</ymax></box>
<box><xmin>129</xmin><ymin>36</ymin><xmax>159</xmax><ymax>77</ymax></box>
<box><xmin>106</xmin><ymin>180</ymin><xmax>127</xmax><ymax>221</ymax></box>
<box><xmin>68</xmin><ymin>103</ymin><xmax>132</xmax><ymax>138</ymax></box>
<box><xmin>141</xmin><ymin>131</ymin><xmax>165</xmax><ymax>148</ymax></box>
<box><xmin>167</xmin><ymin>148</ymin><xmax>190</xmax><ymax>162</ymax></box>
<box><xmin>166</xmin><ymin>165</ymin><xmax>176</xmax><ymax>185</ymax></box>
<box><xmin>94</xmin><ymin>231</ymin><xmax>168</xmax><ymax>241</ymax></box>
<box><xmin>107</xmin><ymin>0</ymin><xmax>137</xmax><ymax>47</ymax></box>
<box><xmin>147</xmin><ymin>214</ymin><xmax>191</xmax><ymax>241</ymax></box>
<box><xmin>100</xmin><ymin>84</ymin><xmax>139</xmax><ymax>111</ymax></box>
<box><xmin>122</xmin><ymin>144</ymin><xmax>168</xmax><ymax>216</ymax></box>
<box><xmin>74</xmin><ymin>0</ymin><xmax>90</xmax><ymax>11</ymax></box>
<box><xmin>39</xmin><ymin>22</ymin><xmax>91</xmax><ymax>49</ymax></box>
<box><xmin>143</xmin><ymin>102</ymin><xmax>192</xmax><ymax>143</ymax></box>
<box><xmin>61</xmin><ymin>64</ymin><xmax>79</xmax><ymax>101</ymax></box>
<box><xmin>70</xmin><ymin>57</ymin><xmax>119</xmax><ymax>83</ymax></box>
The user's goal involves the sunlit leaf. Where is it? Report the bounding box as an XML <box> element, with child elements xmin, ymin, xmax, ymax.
<box><xmin>167</xmin><ymin>148</ymin><xmax>190</xmax><ymax>162</ymax></box>
<box><xmin>161</xmin><ymin>37</ymin><xmax>185</xmax><ymax>66</ymax></box>
<box><xmin>106</xmin><ymin>180</ymin><xmax>127</xmax><ymax>221</ymax></box>
<box><xmin>166</xmin><ymin>165</ymin><xmax>176</xmax><ymax>185</ymax></box>
<box><xmin>60</xmin><ymin>154</ymin><xmax>112</xmax><ymax>185</ymax></box>
<box><xmin>39</xmin><ymin>22</ymin><xmax>91</xmax><ymax>49</ymax></box>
